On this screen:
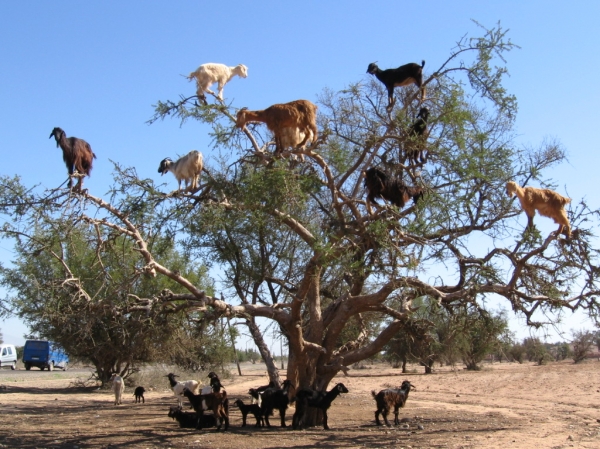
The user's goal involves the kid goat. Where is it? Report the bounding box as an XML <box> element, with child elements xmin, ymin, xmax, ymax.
<box><xmin>157</xmin><ymin>150</ymin><xmax>203</xmax><ymax>193</ymax></box>
<box><xmin>188</xmin><ymin>62</ymin><xmax>248</xmax><ymax>103</ymax></box>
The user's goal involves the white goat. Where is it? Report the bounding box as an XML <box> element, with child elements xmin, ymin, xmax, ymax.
<box><xmin>110</xmin><ymin>373</ymin><xmax>125</xmax><ymax>406</ymax></box>
<box><xmin>187</xmin><ymin>63</ymin><xmax>248</xmax><ymax>101</ymax></box>
<box><xmin>166</xmin><ymin>372</ymin><xmax>200</xmax><ymax>407</ymax></box>
<box><xmin>157</xmin><ymin>150</ymin><xmax>203</xmax><ymax>192</ymax></box>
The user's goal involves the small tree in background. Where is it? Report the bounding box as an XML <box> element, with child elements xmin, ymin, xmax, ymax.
<box><xmin>522</xmin><ymin>337</ymin><xmax>553</xmax><ymax>365</ymax></box>
<box><xmin>550</xmin><ymin>342</ymin><xmax>572</xmax><ymax>361</ymax></box>
<box><xmin>0</xmin><ymin>328</ymin><xmax>3</xmax><ymax>344</ymax></box>
<box><xmin>571</xmin><ymin>329</ymin><xmax>594</xmax><ymax>363</ymax></box>
<box><xmin>457</xmin><ymin>308</ymin><xmax>508</xmax><ymax>370</ymax></box>
<box><xmin>0</xmin><ymin>225</ymin><xmax>216</xmax><ymax>385</ymax></box>
<box><xmin>507</xmin><ymin>342</ymin><xmax>525</xmax><ymax>363</ymax></box>
<box><xmin>593</xmin><ymin>330</ymin><xmax>600</xmax><ymax>352</ymax></box>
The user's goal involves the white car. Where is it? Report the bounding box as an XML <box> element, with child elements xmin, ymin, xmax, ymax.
<box><xmin>0</xmin><ymin>344</ymin><xmax>17</xmax><ymax>370</ymax></box>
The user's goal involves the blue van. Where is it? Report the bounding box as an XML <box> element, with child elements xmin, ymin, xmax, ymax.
<box><xmin>22</xmin><ymin>340</ymin><xmax>69</xmax><ymax>371</ymax></box>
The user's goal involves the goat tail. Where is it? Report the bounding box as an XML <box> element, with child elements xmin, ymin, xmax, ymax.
<box><xmin>371</xmin><ymin>390</ymin><xmax>377</xmax><ymax>399</ymax></box>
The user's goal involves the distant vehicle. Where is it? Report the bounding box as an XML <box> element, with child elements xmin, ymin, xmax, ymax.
<box><xmin>22</xmin><ymin>340</ymin><xmax>69</xmax><ymax>371</ymax></box>
<box><xmin>0</xmin><ymin>344</ymin><xmax>17</xmax><ymax>370</ymax></box>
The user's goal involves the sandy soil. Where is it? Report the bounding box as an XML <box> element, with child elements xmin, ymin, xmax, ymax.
<box><xmin>0</xmin><ymin>360</ymin><xmax>599</xmax><ymax>449</ymax></box>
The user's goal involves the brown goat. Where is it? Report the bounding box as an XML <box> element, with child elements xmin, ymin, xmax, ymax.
<box><xmin>506</xmin><ymin>181</ymin><xmax>571</xmax><ymax>238</ymax></box>
<box><xmin>182</xmin><ymin>387</ymin><xmax>229</xmax><ymax>430</ymax></box>
<box><xmin>236</xmin><ymin>100</ymin><xmax>318</xmax><ymax>155</ymax></box>
<box><xmin>49</xmin><ymin>127</ymin><xmax>96</xmax><ymax>191</ymax></box>
<box><xmin>372</xmin><ymin>380</ymin><xmax>416</xmax><ymax>426</ymax></box>
<box><xmin>364</xmin><ymin>167</ymin><xmax>424</xmax><ymax>215</ymax></box>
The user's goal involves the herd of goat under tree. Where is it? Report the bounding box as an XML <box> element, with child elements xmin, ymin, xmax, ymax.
<box><xmin>117</xmin><ymin>371</ymin><xmax>416</xmax><ymax>431</ymax></box>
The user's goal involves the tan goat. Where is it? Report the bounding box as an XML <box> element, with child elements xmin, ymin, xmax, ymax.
<box><xmin>506</xmin><ymin>181</ymin><xmax>571</xmax><ymax>238</ymax></box>
<box><xmin>236</xmin><ymin>100</ymin><xmax>318</xmax><ymax>155</ymax></box>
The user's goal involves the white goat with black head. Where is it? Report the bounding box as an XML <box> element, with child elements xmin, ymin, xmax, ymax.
<box><xmin>158</xmin><ymin>150</ymin><xmax>203</xmax><ymax>192</ymax></box>
<box><xmin>188</xmin><ymin>63</ymin><xmax>248</xmax><ymax>103</ymax></box>
<box><xmin>165</xmin><ymin>372</ymin><xmax>200</xmax><ymax>407</ymax></box>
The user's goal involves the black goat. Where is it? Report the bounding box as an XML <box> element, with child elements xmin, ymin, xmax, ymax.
<box><xmin>260</xmin><ymin>379</ymin><xmax>294</xmax><ymax>428</ymax></box>
<box><xmin>406</xmin><ymin>107</ymin><xmax>430</xmax><ymax>164</ymax></box>
<box><xmin>233</xmin><ymin>399</ymin><xmax>264</xmax><ymax>427</ymax></box>
<box><xmin>366</xmin><ymin>61</ymin><xmax>426</xmax><ymax>110</ymax></box>
<box><xmin>372</xmin><ymin>380</ymin><xmax>416</xmax><ymax>426</ymax></box>
<box><xmin>182</xmin><ymin>387</ymin><xmax>229</xmax><ymax>431</ymax></box>
<box><xmin>364</xmin><ymin>167</ymin><xmax>424</xmax><ymax>215</ymax></box>
<box><xmin>133</xmin><ymin>386</ymin><xmax>145</xmax><ymax>403</ymax></box>
<box><xmin>49</xmin><ymin>127</ymin><xmax>96</xmax><ymax>191</ymax></box>
<box><xmin>168</xmin><ymin>405</ymin><xmax>217</xmax><ymax>429</ymax></box>
<box><xmin>292</xmin><ymin>382</ymin><xmax>349</xmax><ymax>430</ymax></box>
<box><xmin>249</xmin><ymin>381</ymin><xmax>276</xmax><ymax>405</ymax></box>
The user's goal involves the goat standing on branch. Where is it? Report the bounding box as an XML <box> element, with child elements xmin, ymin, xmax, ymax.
<box><xmin>366</xmin><ymin>60</ymin><xmax>426</xmax><ymax>110</ymax></box>
<box><xmin>364</xmin><ymin>167</ymin><xmax>424</xmax><ymax>215</ymax></box>
<box><xmin>236</xmin><ymin>100</ymin><xmax>318</xmax><ymax>156</ymax></box>
<box><xmin>187</xmin><ymin>62</ymin><xmax>248</xmax><ymax>103</ymax></box>
<box><xmin>406</xmin><ymin>107</ymin><xmax>430</xmax><ymax>164</ymax></box>
<box><xmin>158</xmin><ymin>150</ymin><xmax>203</xmax><ymax>193</ymax></box>
<box><xmin>506</xmin><ymin>181</ymin><xmax>572</xmax><ymax>238</ymax></box>
<box><xmin>49</xmin><ymin>127</ymin><xmax>96</xmax><ymax>192</ymax></box>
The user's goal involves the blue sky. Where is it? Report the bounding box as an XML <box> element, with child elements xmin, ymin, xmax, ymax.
<box><xmin>0</xmin><ymin>1</ymin><xmax>598</xmax><ymax>346</ymax></box>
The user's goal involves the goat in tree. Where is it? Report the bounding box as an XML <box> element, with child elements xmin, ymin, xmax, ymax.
<box><xmin>366</xmin><ymin>61</ymin><xmax>426</xmax><ymax>110</ymax></box>
<box><xmin>406</xmin><ymin>107</ymin><xmax>429</xmax><ymax>164</ymax></box>
<box><xmin>236</xmin><ymin>100</ymin><xmax>318</xmax><ymax>155</ymax></box>
<box><xmin>49</xmin><ymin>127</ymin><xmax>96</xmax><ymax>191</ymax></box>
<box><xmin>364</xmin><ymin>167</ymin><xmax>424</xmax><ymax>215</ymax></box>
<box><xmin>157</xmin><ymin>150</ymin><xmax>203</xmax><ymax>193</ymax></box>
<box><xmin>187</xmin><ymin>62</ymin><xmax>248</xmax><ymax>103</ymax></box>
<box><xmin>506</xmin><ymin>181</ymin><xmax>572</xmax><ymax>238</ymax></box>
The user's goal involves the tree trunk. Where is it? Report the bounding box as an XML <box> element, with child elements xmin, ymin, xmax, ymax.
<box><xmin>246</xmin><ymin>318</ymin><xmax>281</xmax><ymax>386</ymax></box>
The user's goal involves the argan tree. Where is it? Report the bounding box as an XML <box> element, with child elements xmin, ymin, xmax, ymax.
<box><xmin>1</xmin><ymin>24</ymin><xmax>599</xmax><ymax>395</ymax></box>
<box><xmin>0</xmin><ymin>218</ymin><xmax>213</xmax><ymax>384</ymax></box>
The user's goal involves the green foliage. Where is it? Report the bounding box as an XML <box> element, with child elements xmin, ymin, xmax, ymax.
<box><xmin>237</xmin><ymin>348</ymin><xmax>261</xmax><ymax>364</ymax></box>
<box><xmin>522</xmin><ymin>337</ymin><xmax>553</xmax><ymax>365</ymax></box>
<box><xmin>0</xmin><ymin>220</ymin><xmax>215</xmax><ymax>384</ymax></box>
<box><xmin>571</xmin><ymin>329</ymin><xmax>595</xmax><ymax>363</ymax></box>
<box><xmin>507</xmin><ymin>343</ymin><xmax>525</xmax><ymax>364</ymax></box>
<box><xmin>456</xmin><ymin>308</ymin><xmax>509</xmax><ymax>370</ymax></box>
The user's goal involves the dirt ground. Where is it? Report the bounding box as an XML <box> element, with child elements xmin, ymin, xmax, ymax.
<box><xmin>0</xmin><ymin>360</ymin><xmax>599</xmax><ymax>449</ymax></box>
